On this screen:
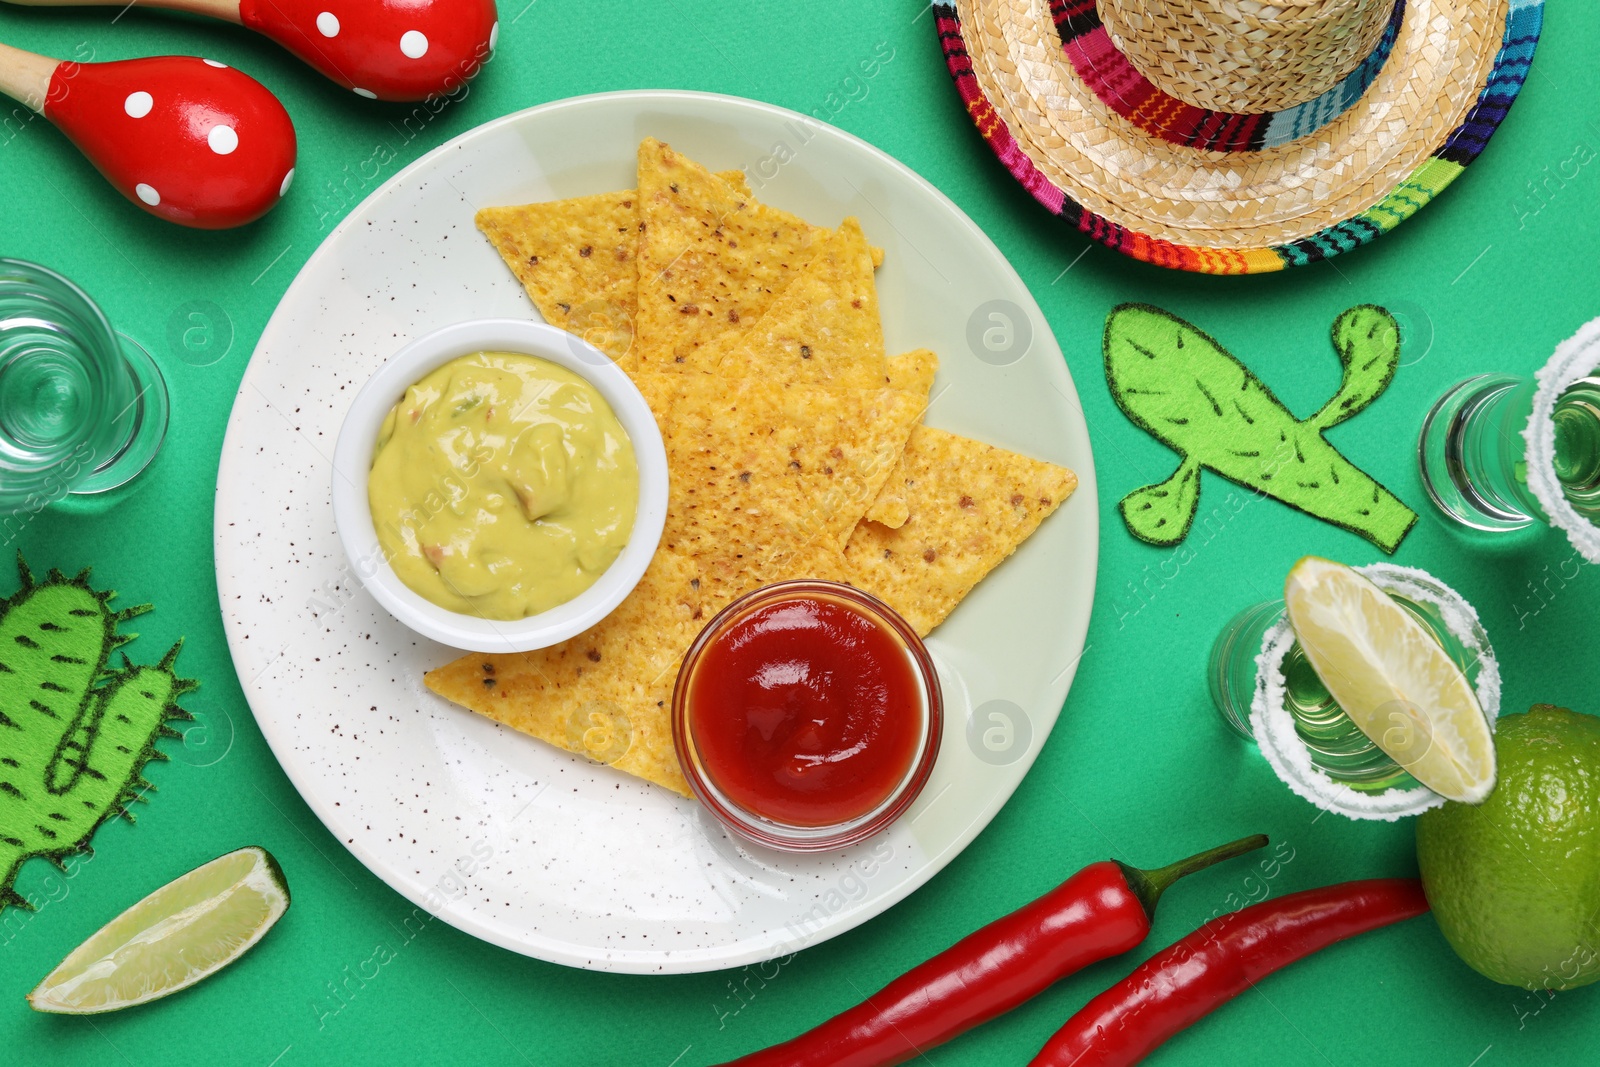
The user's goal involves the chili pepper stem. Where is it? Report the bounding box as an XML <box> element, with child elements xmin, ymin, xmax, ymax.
<box><xmin>1117</xmin><ymin>834</ymin><xmax>1269</xmax><ymax>922</ymax></box>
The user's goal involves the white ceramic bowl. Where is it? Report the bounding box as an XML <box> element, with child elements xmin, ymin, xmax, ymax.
<box><xmin>331</xmin><ymin>319</ymin><xmax>667</xmax><ymax>653</ymax></box>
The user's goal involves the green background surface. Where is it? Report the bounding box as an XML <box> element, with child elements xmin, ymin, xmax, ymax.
<box><xmin>1</xmin><ymin>1</ymin><xmax>1597</xmax><ymax>1064</ymax></box>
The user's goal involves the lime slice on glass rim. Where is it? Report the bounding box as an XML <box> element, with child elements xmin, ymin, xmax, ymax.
<box><xmin>28</xmin><ymin>846</ymin><xmax>289</xmax><ymax>1014</ymax></box>
<box><xmin>1284</xmin><ymin>556</ymin><xmax>1496</xmax><ymax>803</ymax></box>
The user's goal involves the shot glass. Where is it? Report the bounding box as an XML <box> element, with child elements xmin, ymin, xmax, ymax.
<box><xmin>1418</xmin><ymin>319</ymin><xmax>1600</xmax><ymax>562</ymax></box>
<box><xmin>1209</xmin><ymin>564</ymin><xmax>1499</xmax><ymax>819</ymax></box>
<box><xmin>0</xmin><ymin>259</ymin><xmax>168</xmax><ymax>512</ymax></box>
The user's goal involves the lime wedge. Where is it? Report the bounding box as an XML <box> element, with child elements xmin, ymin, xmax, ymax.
<box><xmin>28</xmin><ymin>846</ymin><xmax>289</xmax><ymax>1014</ymax></box>
<box><xmin>1284</xmin><ymin>557</ymin><xmax>1495</xmax><ymax>803</ymax></box>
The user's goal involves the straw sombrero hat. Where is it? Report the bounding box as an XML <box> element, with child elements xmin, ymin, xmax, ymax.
<box><xmin>933</xmin><ymin>0</ymin><xmax>1543</xmax><ymax>273</ymax></box>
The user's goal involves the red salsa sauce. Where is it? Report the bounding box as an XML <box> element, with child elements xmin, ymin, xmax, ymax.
<box><xmin>687</xmin><ymin>593</ymin><xmax>924</xmax><ymax>827</ymax></box>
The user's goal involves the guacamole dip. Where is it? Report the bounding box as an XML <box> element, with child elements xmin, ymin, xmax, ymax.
<box><xmin>368</xmin><ymin>351</ymin><xmax>639</xmax><ymax>620</ymax></box>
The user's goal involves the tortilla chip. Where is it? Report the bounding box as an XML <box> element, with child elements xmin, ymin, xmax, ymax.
<box><xmin>424</xmin><ymin>549</ymin><xmax>719</xmax><ymax>795</ymax></box>
<box><xmin>691</xmin><ymin>218</ymin><xmax>887</xmax><ymax>387</ymax></box>
<box><xmin>475</xmin><ymin>172</ymin><xmax>749</xmax><ymax>363</ymax></box>
<box><xmin>635</xmin><ymin>372</ymin><xmax>925</xmax><ymax>556</ymax></box>
<box><xmin>842</xmin><ymin>427</ymin><xmax>1076</xmax><ymax>635</ymax></box>
<box><xmin>633</xmin><ymin>138</ymin><xmax>823</xmax><ymax>371</ymax></box>
<box><xmin>885</xmin><ymin>347</ymin><xmax>939</xmax><ymax>394</ymax></box>
<box><xmin>864</xmin><ymin>491</ymin><xmax>913</xmax><ymax>531</ymax></box>
<box><xmin>865</xmin><ymin>349</ymin><xmax>941</xmax><ymax>528</ymax></box>
<box><xmin>475</xmin><ymin>191</ymin><xmax>638</xmax><ymax>361</ymax></box>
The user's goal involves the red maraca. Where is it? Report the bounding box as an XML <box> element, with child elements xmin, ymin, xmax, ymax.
<box><xmin>0</xmin><ymin>43</ymin><xmax>296</xmax><ymax>228</ymax></box>
<box><xmin>6</xmin><ymin>0</ymin><xmax>499</xmax><ymax>102</ymax></box>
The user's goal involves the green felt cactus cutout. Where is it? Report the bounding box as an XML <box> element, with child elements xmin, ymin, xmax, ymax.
<box><xmin>1104</xmin><ymin>303</ymin><xmax>1417</xmax><ymax>553</ymax></box>
<box><xmin>0</xmin><ymin>557</ymin><xmax>194</xmax><ymax>912</ymax></box>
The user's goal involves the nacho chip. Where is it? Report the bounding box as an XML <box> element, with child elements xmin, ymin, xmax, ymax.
<box><xmin>475</xmin><ymin>172</ymin><xmax>749</xmax><ymax>362</ymax></box>
<box><xmin>843</xmin><ymin>427</ymin><xmax>1076</xmax><ymax>635</ymax></box>
<box><xmin>692</xmin><ymin>218</ymin><xmax>887</xmax><ymax>387</ymax></box>
<box><xmin>865</xmin><ymin>349</ymin><xmax>941</xmax><ymax>528</ymax></box>
<box><xmin>885</xmin><ymin>347</ymin><xmax>939</xmax><ymax>394</ymax></box>
<box><xmin>634</xmin><ymin>138</ymin><xmax>822</xmax><ymax>371</ymax></box>
<box><xmin>635</xmin><ymin>371</ymin><xmax>925</xmax><ymax>557</ymax></box>
<box><xmin>475</xmin><ymin>190</ymin><xmax>639</xmax><ymax>362</ymax></box>
<box><xmin>864</xmin><ymin>489</ymin><xmax>913</xmax><ymax>531</ymax></box>
<box><xmin>424</xmin><ymin>549</ymin><xmax>715</xmax><ymax>795</ymax></box>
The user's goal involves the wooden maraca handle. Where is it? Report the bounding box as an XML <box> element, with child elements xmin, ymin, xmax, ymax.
<box><xmin>2</xmin><ymin>0</ymin><xmax>241</xmax><ymax>22</ymax></box>
<box><xmin>0</xmin><ymin>40</ymin><xmax>58</xmax><ymax>111</ymax></box>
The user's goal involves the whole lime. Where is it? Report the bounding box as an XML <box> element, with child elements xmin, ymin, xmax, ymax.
<box><xmin>1417</xmin><ymin>705</ymin><xmax>1600</xmax><ymax>990</ymax></box>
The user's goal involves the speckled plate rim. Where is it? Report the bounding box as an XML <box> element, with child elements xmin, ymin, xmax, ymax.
<box><xmin>214</xmin><ymin>89</ymin><xmax>1099</xmax><ymax>973</ymax></box>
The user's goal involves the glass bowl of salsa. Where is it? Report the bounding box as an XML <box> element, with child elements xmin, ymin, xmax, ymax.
<box><xmin>672</xmin><ymin>580</ymin><xmax>943</xmax><ymax>852</ymax></box>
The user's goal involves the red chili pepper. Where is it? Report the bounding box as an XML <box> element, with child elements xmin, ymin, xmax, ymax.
<box><xmin>1029</xmin><ymin>878</ymin><xmax>1430</xmax><ymax>1067</ymax></box>
<box><xmin>715</xmin><ymin>834</ymin><xmax>1267</xmax><ymax>1067</ymax></box>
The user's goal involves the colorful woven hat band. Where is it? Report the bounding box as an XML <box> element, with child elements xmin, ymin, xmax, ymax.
<box><xmin>1054</xmin><ymin>0</ymin><xmax>1407</xmax><ymax>152</ymax></box>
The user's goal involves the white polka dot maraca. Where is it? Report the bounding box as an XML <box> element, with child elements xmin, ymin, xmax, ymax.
<box><xmin>0</xmin><ymin>43</ymin><xmax>296</xmax><ymax>229</ymax></box>
<box><xmin>6</xmin><ymin>0</ymin><xmax>499</xmax><ymax>103</ymax></box>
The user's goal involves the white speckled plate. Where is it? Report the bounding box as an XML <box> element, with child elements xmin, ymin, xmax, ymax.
<box><xmin>215</xmin><ymin>91</ymin><xmax>1098</xmax><ymax>974</ymax></box>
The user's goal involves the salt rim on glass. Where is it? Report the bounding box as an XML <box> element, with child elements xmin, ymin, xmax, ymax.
<box><xmin>1249</xmin><ymin>563</ymin><xmax>1502</xmax><ymax>822</ymax></box>
<box><xmin>1523</xmin><ymin>315</ymin><xmax>1600</xmax><ymax>565</ymax></box>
